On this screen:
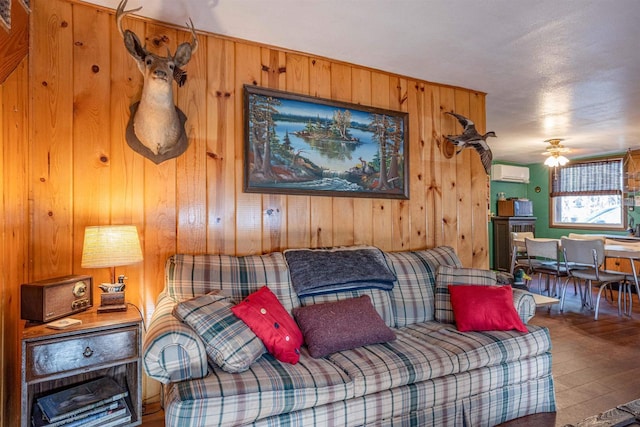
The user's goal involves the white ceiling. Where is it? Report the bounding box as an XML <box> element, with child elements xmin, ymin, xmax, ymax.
<box><xmin>87</xmin><ymin>0</ymin><xmax>640</xmax><ymax>164</ymax></box>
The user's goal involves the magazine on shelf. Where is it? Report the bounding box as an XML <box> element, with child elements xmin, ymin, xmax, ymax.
<box><xmin>93</xmin><ymin>401</ymin><xmax>132</xmax><ymax>427</ymax></box>
<box><xmin>35</xmin><ymin>377</ymin><xmax>128</xmax><ymax>424</ymax></box>
<box><xmin>32</xmin><ymin>398</ymin><xmax>129</xmax><ymax>427</ymax></box>
<box><xmin>31</xmin><ymin>400</ymin><xmax>118</xmax><ymax>427</ymax></box>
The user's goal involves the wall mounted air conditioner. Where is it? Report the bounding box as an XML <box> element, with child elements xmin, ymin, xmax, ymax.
<box><xmin>491</xmin><ymin>164</ymin><xmax>530</xmax><ymax>183</ymax></box>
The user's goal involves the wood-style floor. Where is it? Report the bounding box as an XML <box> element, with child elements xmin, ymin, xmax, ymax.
<box><xmin>141</xmin><ymin>278</ymin><xmax>640</xmax><ymax>427</ymax></box>
<box><xmin>501</xmin><ymin>277</ymin><xmax>640</xmax><ymax>427</ymax></box>
<box><xmin>141</xmin><ymin>401</ymin><xmax>164</xmax><ymax>427</ymax></box>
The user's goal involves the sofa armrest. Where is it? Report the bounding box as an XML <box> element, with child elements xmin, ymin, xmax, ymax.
<box><xmin>512</xmin><ymin>288</ymin><xmax>536</xmax><ymax>324</ymax></box>
<box><xmin>142</xmin><ymin>293</ymin><xmax>209</xmax><ymax>384</ymax></box>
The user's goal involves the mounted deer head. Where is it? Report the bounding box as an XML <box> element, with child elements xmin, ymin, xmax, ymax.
<box><xmin>116</xmin><ymin>0</ymin><xmax>198</xmax><ymax>163</ymax></box>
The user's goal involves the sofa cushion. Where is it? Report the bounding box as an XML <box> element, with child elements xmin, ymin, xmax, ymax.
<box><xmin>327</xmin><ymin>329</ymin><xmax>457</xmax><ymax>397</ymax></box>
<box><xmin>385</xmin><ymin>247</ymin><xmax>463</xmax><ymax>327</ymax></box>
<box><xmin>293</xmin><ymin>295</ymin><xmax>396</xmax><ymax>358</ymax></box>
<box><xmin>329</xmin><ymin>322</ymin><xmax>551</xmax><ymax>397</ymax></box>
<box><xmin>298</xmin><ymin>287</ymin><xmax>395</xmax><ymax>327</ymax></box>
<box><xmin>401</xmin><ymin>322</ymin><xmax>549</xmax><ymax>372</ymax></box>
<box><xmin>448</xmin><ymin>285</ymin><xmax>528</xmax><ymax>332</ymax></box>
<box><xmin>172</xmin><ymin>291</ymin><xmax>266</xmax><ymax>373</ymax></box>
<box><xmin>165</xmin><ymin>348</ymin><xmax>354</xmax><ymax>426</ymax></box>
<box><xmin>435</xmin><ymin>265</ymin><xmax>497</xmax><ymax>324</ymax></box>
<box><xmin>232</xmin><ymin>286</ymin><xmax>304</xmax><ymax>364</ymax></box>
<box><xmin>165</xmin><ymin>253</ymin><xmax>300</xmax><ymax>313</ymax></box>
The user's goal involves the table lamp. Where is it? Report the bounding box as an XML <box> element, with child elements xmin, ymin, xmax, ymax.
<box><xmin>81</xmin><ymin>225</ymin><xmax>143</xmax><ymax>312</ymax></box>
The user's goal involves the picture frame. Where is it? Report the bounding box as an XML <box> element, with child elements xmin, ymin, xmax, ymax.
<box><xmin>243</xmin><ymin>85</ymin><xmax>409</xmax><ymax>199</ymax></box>
<box><xmin>0</xmin><ymin>0</ymin><xmax>10</xmax><ymax>31</ymax></box>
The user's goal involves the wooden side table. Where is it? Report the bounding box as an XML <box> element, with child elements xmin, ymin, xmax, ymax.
<box><xmin>21</xmin><ymin>308</ymin><xmax>143</xmax><ymax>427</ymax></box>
<box><xmin>532</xmin><ymin>293</ymin><xmax>560</xmax><ymax>307</ymax></box>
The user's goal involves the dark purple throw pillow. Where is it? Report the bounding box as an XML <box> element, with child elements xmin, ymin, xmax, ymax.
<box><xmin>292</xmin><ymin>295</ymin><xmax>396</xmax><ymax>358</ymax></box>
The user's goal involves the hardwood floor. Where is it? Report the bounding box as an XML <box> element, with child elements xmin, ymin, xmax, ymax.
<box><xmin>141</xmin><ymin>401</ymin><xmax>164</xmax><ymax>426</ymax></box>
<box><xmin>502</xmin><ymin>278</ymin><xmax>640</xmax><ymax>427</ymax></box>
<box><xmin>141</xmin><ymin>279</ymin><xmax>640</xmax><ymax>427</ymax></box>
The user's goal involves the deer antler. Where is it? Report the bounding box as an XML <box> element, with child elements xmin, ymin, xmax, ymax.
<box><xmin>172</xmin><ymin>18</ymin><xmax>199</xmax><ymax>69</ymax></box>
<box><xmin>186</xmin><ymin>18</ymin><xmax>199</xmax><ymax>57</ymax></box>
<box><xmin>116</xmin><ymin>0</ymin><xmax>142</xmax><ymax>39</ymax></box>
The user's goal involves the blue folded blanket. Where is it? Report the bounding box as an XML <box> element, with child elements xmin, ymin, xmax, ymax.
<box><xmin>284</xmin><ymin>246</ymin><xmax>397</xmax><ymax>297</ymax></box>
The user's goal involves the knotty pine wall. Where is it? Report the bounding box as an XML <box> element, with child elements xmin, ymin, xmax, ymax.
<box><xmin>3</xmin><ymin>0</ymin><xmax>490</xmax><ymax>420</ymax></box>
<box><xmin>0</xmin><ymin>0</ymin><xmax>29</xmax><ymax>84</ymax></box>
<box><xmin>1</xmin><ymin>57</ymin><xmax>29</xmax><ymax>427</ymax></box>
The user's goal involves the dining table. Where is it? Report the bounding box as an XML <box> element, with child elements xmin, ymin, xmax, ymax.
<box><xmin>512</xmin><ymin>237</ymin><xmax>640</xmax><ymax>316</ymax></box>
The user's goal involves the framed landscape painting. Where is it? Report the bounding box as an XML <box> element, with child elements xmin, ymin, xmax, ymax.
<box><xmin>243</xmin><ymin>85</ymin><xmax>409</xmax><ymax>199</ymax></box>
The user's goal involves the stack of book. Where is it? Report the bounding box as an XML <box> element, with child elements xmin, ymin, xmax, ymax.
<box><xmin>32</xmin><ymin>377</ymin><xmax>132</xmax><ymax>427</ymax></box>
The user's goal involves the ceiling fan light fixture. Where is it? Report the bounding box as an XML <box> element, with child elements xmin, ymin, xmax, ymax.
<box><xmin>544</xmin><ymin>155</ymin><xmax>558</xmax><ymax>167</ymax></box>
<box><xmin>544</xmin><ymin>153</ymin><xmax>569</xmax><ymax>167</ymax></box>
<box><xmin>543</xmin><ymin>138</ymin><xmax>570</xmax><ymax>167</ymax></box>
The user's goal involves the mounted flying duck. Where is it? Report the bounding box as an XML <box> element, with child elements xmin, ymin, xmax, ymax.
<box><xmin>444</xmin><ymin>111</ymin><xmax>495</xmax><ymax>175</ymax></box>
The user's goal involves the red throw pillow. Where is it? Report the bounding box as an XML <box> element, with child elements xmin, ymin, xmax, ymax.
<box><xmin>447</xmin><ymin>285</ymin><xmax>528</xmax><ymax>333</ymax></box>
<box><xmin>232</xmin><ymin>286</ymin><xmax>304</xmax><ymax>364</ymax></box>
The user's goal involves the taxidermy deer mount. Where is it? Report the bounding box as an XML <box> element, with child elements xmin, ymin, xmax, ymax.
<box><xmin>116</xmin><ymin>0</ymin><xmax>198</xmax><ymax>164</ymax></box>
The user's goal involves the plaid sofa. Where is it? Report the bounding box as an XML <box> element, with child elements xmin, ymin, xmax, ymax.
<box><xmin>143</xmin><ymin>246</ymin><xmax>555</xmax><ymax>426</ymax></box>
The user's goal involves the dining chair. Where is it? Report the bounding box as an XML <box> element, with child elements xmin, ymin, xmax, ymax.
<box><xmin>561</xmin><ymin>237</ymin><xmax>631</xmax><ymax>320</ymax></box>
<box><xmin>525</xmin><ymin>238</ymin><xmax>569</xmax><ymax>298</ymax></box>
<box><xmin>561</xmin><ymin>234</ymin><xmax>604</xmax><ymax>275</ymax></box>
<box><xmin>510</xmin><ymin>231</ymin><xmax>534</xmax><ymax>275</ymax></box>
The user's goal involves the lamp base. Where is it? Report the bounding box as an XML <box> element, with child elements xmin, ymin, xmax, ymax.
<box><xmin>97</xmin><ymin>304</ymin><xmax>127</xmax><ymax>313</ymax></box>
<box><xmin>97</xmin><ymin>291</ymin><xmax>127</xmax><ymax>313</ymax></box>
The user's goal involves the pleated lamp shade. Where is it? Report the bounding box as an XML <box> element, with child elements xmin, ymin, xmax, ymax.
<box><xmin>81</xmin><ymin>225</ymin><xmax>143</xmax><ymax>269</ymax></box>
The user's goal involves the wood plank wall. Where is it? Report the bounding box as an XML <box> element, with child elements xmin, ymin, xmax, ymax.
<box><xmin>1</xmin><ymin>57</ymin><xmax>29</xmax><ymax>427</ymax></box>
<box><xmin>0</xmin><ymin>0</ymin><xmax>29</xmax><ymax>85</ymax></box>
<box><xmin>3</xmin><ymin>0</ymin><xmax>490</xmax><ymax>420</ymax></box>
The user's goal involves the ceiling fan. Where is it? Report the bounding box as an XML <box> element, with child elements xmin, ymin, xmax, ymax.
<box><xmin>542</xmin><ymin>138</ymin><xmax>571</xmax><ymax>167</ymax></box>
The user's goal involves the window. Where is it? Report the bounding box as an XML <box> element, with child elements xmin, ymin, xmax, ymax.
<box><xmin>550</xmin><ymin>158</ymin><xmax>624</xmax><ymax>229</ymax></box>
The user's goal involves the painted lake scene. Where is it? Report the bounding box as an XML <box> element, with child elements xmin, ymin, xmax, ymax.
<box><xmin>243</xmin><ymin>86</ymin><xmax>408</xmax><ymax>199</ymax></box>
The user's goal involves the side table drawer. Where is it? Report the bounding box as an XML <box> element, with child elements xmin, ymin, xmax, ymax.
<box><xmin>25</xmin><ymin>327</ymin><xmax>139</xmax><ymax>381</ymax></box>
